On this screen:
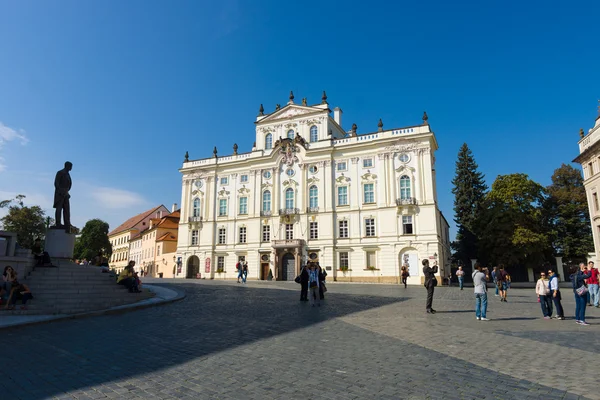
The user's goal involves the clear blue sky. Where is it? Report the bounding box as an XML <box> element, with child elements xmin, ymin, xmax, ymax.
<box><xmin>1</xmin><ymin>0</ymin><xmax>599</xmax><ymax>238</ymax></box>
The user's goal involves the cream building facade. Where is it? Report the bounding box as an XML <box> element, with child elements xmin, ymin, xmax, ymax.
<box><xmin>176</xmin><ymin>92</ymin><xmax>450</xmax><ymax>284</ymax></box>
<box><xmin>574</xmin><ymin>107</ymin><xmax>600</xmax><ymax>264</ymax></box>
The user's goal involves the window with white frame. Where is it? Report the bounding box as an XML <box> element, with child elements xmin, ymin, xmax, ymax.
<box><xmin>402</xmin><ymin>215</ymin><xmax>414</xmax><ymax>234</ymax></box>
<box><xmin>285</xmin><ymin>188</ymin><xmax>294</xmax><ymax>209</ymax></box>
<box><xmin>262</xmin><ymin>225</ymin><xmax>270</xmax><ymax>242</ymax></box>
<box><xmin>363</xmin><ymin>158</ymin><xmax>373</xmax><ymax>168</ymax></box>
<box><xmin>192</xmin><ymin>198</ymin><xmax>201</xmax><ymax>217</ymax></box>
<box><xmin>239</xmin><ymin>197</ymin><xmax>248</xmax><ymax>215</ymax></box>
<box><xmin>400</xmin><ymin>175</ymin><xmax>411</xmax><ymax>199</ymax></box>
<box><xmin>337</xmin><ymin>161</ymin><xmax>347</xmax><ymax>171</ymax></box>
<box><xmin>218</xmin><ymin>228</ymin><xmax>226</xmax><ymax>244</ymax></box>
<box><xmin>217</xmin><ymin>256</ymin><xmax>225</xmax><ymax>270</ymax></box>
<box><xmin>365</xmin><ymin>218</ymin><xmax>376</xmax><ymax>237</ymax></box>
<box><xmin>240</xmin><ymin>174</ymin><xmax>248</xmax><ymax>183</ymax></box>
<box><xmin>239</xmin><ymin>227</ymin><xmax>247</xmax><ymax>243</ymax></box>
<box><xmin>363</xmin><ymin>183</ymin><xmax>374</xmax><ymax>203</ymax></box>
<box><xmin>219</xmin><ymin>199</ymin><xmax>227</xmax><ymax>216</ymax></box>
<box><xmin>309</xmin><ymin>185</ymin><xmax>318</xmax><ymax>208</ymax></box>
<box><xmin>191</xmin><ymin>230</ymin><xmax>198</xmax><ymax>245</ymax></box>
<box><xmin>337</xmin><ymin>186</ymin><xmax>348</xmax><ymax>206</ymax></box>
<box><xmin>309</xmin><ymin>222</ymin><xmax>318</xmax><ymax>239</ymax></box>
<box><xmin>285</xmin><ymin>224</ymin><xmax>294</xmax><ymax>240</ymax></box>
<box><xmin>339</xmin><ymin>220</ymin><xmax>348</xmax><ymax>238</ymax></box>
<box><xmin>220</xmin><ymin>177</ymin><xmax>229</xmax><ymax>185</ymax></box>
<box><xmin>339</xmin><ymin>252</ymin><xmax>349</xmax><ymax>270</ymax></box>
<box><xmin>287</xmin><ymin>129</ymin><xmax>295</xmax><ymax>139</ymax></box>
<box><xmin>310</xmin><ymin>126</ymin><xmax>318</xmax><ymax>142</ymax></box>
<box><xmin>265</xmin><ymin>133</ymin><xmax>273</xmax><ymax>150</ymax></box>
<box><xmin>366</xmin><ymin>251</ymin><xmax>377</xmax><ymax>269</ymax></box>
<box><xmin>262</xmin><ymin>190</ymin><xmax>271</xmax><ymax>212</ymax></box>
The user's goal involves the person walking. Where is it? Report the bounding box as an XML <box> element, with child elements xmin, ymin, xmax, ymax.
<box><xmin>571</xmin><ymin>263</ymin><xmax>592</xmax><ymax>325</ymax></box>
<box><xmin>456</xmin><ymin>266</ymin><xmax>465</xmax><ymax>290</ymax></box>
<box><xmin>536</xmin><ymin>272</ymin><xmax>553</xmax><ymax>319</ymax></box>
<box><xmin>236</xmin><ymin>260</ymin><xmax>243</xmax><ymax>283</ymax></box>
<box><xmin>242</xmin><ymin>261</ymin><xmax>248</xmax><ymax>284</ymax></box>
<box><xmin>423</xmin><ymin>259</ymin><xmax>438</xmax><ymax>314</ymax></box>
<box><xmin>318</xmin><ymin>263</ymin><xmax>327</xmax><ymax>300</ymax></box>
<box><xmin>307</xmin><ymin>263</ymin><xmax>320</xmax><ymax>307</ymax></box>
<box><xmin>299</xmin><ymin>265</ymin><xmax>309</xmax><ymax>301</ymax></box>
<box><xmin>473</xmin><ymin>263</ymin><xmax>490</xmax><ymax>321</ymax></box>
<box><xmin>492</xmin><ymin>266</ymin><xmax>499</xmax><ymax>297</ymax></box>
<box><xmin>548</xmin><ymin>268</ymin><xmax>564</xmax><ymax>320</ymax></box>
<box><xmin>587</xmin><ymin>261</ymin><xmax>599</xmax><ymax>308</ymax></box>
<box><xmin>496</xmin><ymin>265</ymin><xmax>508</xmax><ymax>302</ymax></box>
<box><xmin>400</xmin><ymin>265</ymin><xmax>409</xmax><ymax>288</ymax></box>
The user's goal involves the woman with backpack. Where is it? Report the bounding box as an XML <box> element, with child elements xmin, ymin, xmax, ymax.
<box><xmin>571</xmin><ymin>263</ymin><xmax>592</xmax><ymax>326</ymax></box>
<box><xmin>401</xmin><ymin>265</ymin><xmax>409</xmax><ymax>288</ymax></box>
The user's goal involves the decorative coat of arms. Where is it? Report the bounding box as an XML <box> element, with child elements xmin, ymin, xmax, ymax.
<box><xmin>280</xmin><ymin>142</ymin><xmax>299</xmax><ymax>166</ymax></box>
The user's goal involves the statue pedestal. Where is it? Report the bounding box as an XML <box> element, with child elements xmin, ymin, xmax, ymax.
<box><xmin>45</xmin><ymin>228</ymin><xmax>75</xmax><ymax>259</ymax></box>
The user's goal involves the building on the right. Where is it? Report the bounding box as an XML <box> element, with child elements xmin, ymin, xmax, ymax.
<box><xmin>573</xmin><ymin>105</ymin><xmax>600</xmax><ymax>264</ymax></box>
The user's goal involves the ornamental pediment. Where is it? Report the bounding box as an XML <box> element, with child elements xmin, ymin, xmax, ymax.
<box><xmin>261</xmin><ymin>182</ymin><xmax>273</xmax><ymax>189</ymax></box>
<box><xmin>396</xmin><ymin>165</ymin><xmax>416</xmax><ymax>174</ymax></box>
<box><xmin>238</xmin><ymin>188</ymin><xmax>250</xmax><ymax>195</ymax></box>
<box><xmin>282</xmin><ymin>179</ymin><xmax>299</xmax><ymax>187</ymax></box>
<box><xmin>361</xmin><ymin>173</ymin><xmax>378</xmax><ymax>181</ymax></box>
<box><xmin>307</xmin><ymin>177</ymin><xmax>320</xmax><ymax>185</ymax></box>
<box><xmin>257</xmin><ymin>105</ymin><xmax>322</xmax><ymax>123</ymax></box>
<box><xmin>191</xmin><ymin>189</ymin><xmax>204</xmax><ymax>197</ymax></box>
<box><xmin>335</xmin><ymin>175</ymin><xmax>351</xmax><ymax>184</ymax></box>
<box><xmin>218</xmin><ymin>189</ymin><xmax>230</xmax><ymax>197</ymax></box>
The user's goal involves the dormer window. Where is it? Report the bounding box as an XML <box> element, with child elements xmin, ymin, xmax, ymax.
<box><xmin>287</xmin><ymin>130</ymin><xmax>295</xmax><ymax>140</ymax></box>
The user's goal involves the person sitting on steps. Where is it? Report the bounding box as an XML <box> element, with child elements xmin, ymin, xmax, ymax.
<box><xmin>117</xmin><ymin>261</ymin><xmax>141</xmax><ymax>293</ymax></box>
<box><xmin>6</xmin><ymin>281</ymin><xmax>33</xmax><ymax>310</ymax></box>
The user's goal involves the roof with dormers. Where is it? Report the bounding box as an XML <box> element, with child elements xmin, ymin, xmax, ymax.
<box><xmin>108</xmin><ymin>205</ymin><xmax>169</xmax><ymax>237</ymax></box>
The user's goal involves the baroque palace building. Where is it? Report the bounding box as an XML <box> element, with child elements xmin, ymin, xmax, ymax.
<box><xmin>176</xmin><ymin>92</ymin><xmax>450</xmax><ymax>284</ymax></box>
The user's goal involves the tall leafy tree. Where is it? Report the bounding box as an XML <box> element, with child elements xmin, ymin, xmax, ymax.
<box><xmin>74</xmin><ymin>219</ymin><xmax>112</xmax><ymax>262</ymax></box>
<box><xmin>544</xmin><ymin>164</ymin><xmax>593</xmax><ymax>261</ymax></box>
<box><xmin>451</xmin><ymin>143</ymin><xmax>488</xmax><ymax>267</ymax></box>
<box><xmin>0</xmin><ymin>195</ymin><xmax>51</xmax><ymax>249</ymax></box>
<box><xmin>476</xmin><ymin>173</ymin><xmax>551</xmax><ymax>269</ymax></box>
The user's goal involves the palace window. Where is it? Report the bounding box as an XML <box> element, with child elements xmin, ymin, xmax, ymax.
<box><xmin>309</xmin><ymin>222</ymin><xmax>318</xmax><ymax>240</ymax></box>
<box><xmin>285</xmin><ymin>188</ymin><xmax>295</xmax><ymax>209</ymax></box>
<box><xmin>240</xmin><ymin>174</ymin><xmax>248</xmax><ymax>183</ymax></box>
<box><xmin>191</xmin><ymin>230</ymin><xmax>198</xmax><ymax>246</ymax></box>
<box><xmin>285</xmin><ymin>224</ymin><xmax>294</xmax><ymax>240</ymax></box>
<box><xmin>219</xmin><ymin>199</ymin><xmax>228</xmax><ymax>216</ymax></box>
<box><xmin>363</xmin><ymin>183</ymin><xmax>374</xmax><ymax>204</ymax></box>
<box><xmin>217</xmin><ymin>256</ymin><xmax>225</xmax><ymax>270</ymax></box>
<box><xmin>218</xmin><ymin>228</ymin><xmax>226</xmax><ymax>244</ymax></box>
<box><xmin>337</xmin><ymin>186</ymin><xmax>348</xmax><ymax>206</ymax></box>
<box><xmin>363</xmin><ymin>158</ymin><xmax>373</xmax><ymax>168</ymax></box>
<box><xmin>339</xmin><ymin>252</ymin><xmax>349</xmax><ymax>270</ymax></box>
<box><xmin>310</xmin><ymin>126</ymin><xmax>318</xmax><ymax>143</ymax></box>
<box><xmin>339</xmin><ymin>220</ymin><xmax>348</xmax><ymax>238</ymax></box>
<box><xmin>399</xmin><ymin>153</ymin><xmax>410</xmax><ymax>163</ymax></box>
<box><xmin>403</xmin><ymin>215</ymin><xmax>414</xmax><ymax>234</ymax></box>
<box><xmin>262</xmin><ymin>225</ymin><xmax>271</xmax><ymax>242</ymax></box>
<box><xmin>337</xmin><ymin>161</ymin><xmax>347</xmax><ymax>171</ymax></box>
<box><xmin>192</xmin><ymin>198</ymin><xmax>201</xmax><ymax>217</ymax></box>
<box><xmin>239</xmin><ymin>227</ymin><xmax>247</xmax><ymax>243</ymax></box>
<box><xmin>366</xmin><ymin>251</ymin><xmax>377</xmax><ymax>269</ymax></box>
<box><xmin>262</xmin><ymin>191</ymin><xmax>271</xmax><ymax>212</ymax></box>
<box><xmin>365</xmin><ymin>218</ymin><xmax>376</xmax><ymax>237</ymax></box>
<box><xmin>400</xmin><ymin>175</ymin><xmax>411</xmax><ymax>199</ymax></box>
<box><xmin>239</xmin><ymin>197</ymin><xmax>248</xmax><ymax>215</ymax></box>
<box><xmin>309</xmin><ymin>185</ymin><xmax>318</xmax><ymax>208</ymax></box>
<box><xmin>309</xmin><ymin>165</ymin><xmax>318</xmax><ymax>174</ymax></box>
<box><xmin>265</xmin><ymin>133</ymin><xmax>273</xmax><ymax>150</ymax></box>
<box><xmin>594</xmin><ymin>193</ymin><xmax>599</xmax><ymax>212</ymax></box>
<box><xmin>287</xmin><ymin>129</ymin><xmax>295</xmax><ymax>140</ymax></box>
<box><xmin>220</xmin><ymin>177</ymin><xmax>228</xmax><ymax>185</ymax></box>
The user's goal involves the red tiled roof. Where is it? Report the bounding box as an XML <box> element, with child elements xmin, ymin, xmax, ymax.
<box><xmin>108</xmin><ymin>205</ymin><xmax>168</xmax><ymax>236</ymax></box>
<box><xmin>157</xmin><ymin>232</ymin><xmax>178</xmax><ymax>242</ymax></box>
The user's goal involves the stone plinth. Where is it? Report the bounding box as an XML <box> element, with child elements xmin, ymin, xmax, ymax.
<box><xmin>45</xmin><ymin>228</ymin><xmax>76</xmax><ymax>259</ymax></box>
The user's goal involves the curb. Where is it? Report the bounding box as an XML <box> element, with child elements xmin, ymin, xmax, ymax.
<box><xmin>0</xmin><ymin>284</ymin><xmax>186</xmax><ymax>330</ymax></box>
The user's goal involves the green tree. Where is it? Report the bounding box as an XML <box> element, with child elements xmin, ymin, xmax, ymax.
<box><xmin>450</xmin><ymin>143</ymin><xmax>488</xmax><ymax>267</ymax></box>
<box><xmin>544</xmin><ymin>164</ymin><xmax>593</xmax><ymax>260</ymax></box>
<box><xmin>476</xmin><ymin>173</ymin><xmax>551</xmax><ymax>268</ymax></box>
<box><xmin>74</xmin><ymin>219</ymin><xmax>112</xmax><ymax>262</ymax></box>
<box><xmin>0</xmin><ymin>195</ymin><xmax>51</xmax><ymax>249</ymax></box>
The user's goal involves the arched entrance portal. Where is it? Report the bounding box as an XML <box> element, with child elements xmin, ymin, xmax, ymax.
<box><xmin>187</xmin><ymin>255</ymin><xmax>200</xmax><ymax>279</ymax></box>
<box><xmin>281</xmin><ymin>253</ymin><xmax>296</xmax><ymax>281</ymax></box>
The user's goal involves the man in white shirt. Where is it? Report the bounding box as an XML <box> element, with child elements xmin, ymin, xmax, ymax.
<box><xmin>473</xmin><ymin>263</ymin><xmax>490</xmax><ymax>321</ymax></box>
<box><xmin>456</xmin><ymin>266</ymin><xmax>465</xmax><ymax>290</ymax></box>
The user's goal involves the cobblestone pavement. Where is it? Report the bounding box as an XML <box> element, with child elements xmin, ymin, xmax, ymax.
<box><xmin>2</xmin><ymin>280</ymin><xmax>599</xmax><ymax>400</ymax></box>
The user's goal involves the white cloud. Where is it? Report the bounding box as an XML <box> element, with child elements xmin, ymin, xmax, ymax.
<box><xmin>90</xmin><ymin>187</ymin><xmax>147</xmax><ymax>210</ymax></box>
<box><xmin>0</xmin><ymin>121</ymin><xmax>29</xmax><ymax>173</ymax></box>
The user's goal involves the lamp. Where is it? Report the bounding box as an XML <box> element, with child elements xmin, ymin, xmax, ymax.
<box><xmin>173</xmin><ymin>255</ymin><xmax>176</xmax><ymax>262</ymax></box>
<box><xmin>434</xmin><ymin>253</ymin><xmax>438</xmax><ymax>258</ymax></box>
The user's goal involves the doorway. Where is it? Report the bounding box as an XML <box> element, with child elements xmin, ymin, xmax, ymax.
<box><xmin>187</xmin><ymin>255</ymin><xmax>200</xmax><ymax>278</ymax></box>
<box><xmin>282</xmin><ymin>253</ymin><xmax>296</xmax><ymax>281</ymax></box>
<box><xmin>261</xmin><ymin>263</ymin><xmax>270</xmax><ymax>280</ymax></box>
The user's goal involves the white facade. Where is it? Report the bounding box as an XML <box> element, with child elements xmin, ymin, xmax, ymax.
<box><xmin>176</xmin><ymin>94</ymin><xmax>450</xmax><ymax>284</ymax></box>
<box><xmin>574</xmin><ymin>111</ymin><xmax>600</xmax><ymax>265</ymax></box>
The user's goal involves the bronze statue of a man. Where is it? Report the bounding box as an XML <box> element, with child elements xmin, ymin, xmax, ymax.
<box><xmin>54</xmin><ymin>161</ymin><xmax>73</xmax><ymax>231</ymax></box>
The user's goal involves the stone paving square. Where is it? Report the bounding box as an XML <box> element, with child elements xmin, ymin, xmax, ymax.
<box><xmin>1</xmin><ymin>280</ymin><xmax>599</xmax><ymax>399</ymax></box>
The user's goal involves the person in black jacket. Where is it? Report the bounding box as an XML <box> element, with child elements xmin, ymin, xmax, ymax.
<box><xmin>318</xmin><ymin>263</ymin><xmax>327</xmax><ymax>300</ymax></box>
<box><xmin>423</xmin><ymin>259</ymin><xmax>438</xmax><ymax>314</ymax></box>
<box><xmin>299</xmin><ymin>265</ymin><xmax>309</xmax><ymax>301</ymax></box>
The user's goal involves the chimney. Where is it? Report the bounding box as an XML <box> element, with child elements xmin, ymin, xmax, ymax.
<box><xmin>172</xmin><ymin>203</ymin><xmax>178</xmax><ymax>213</ymax></box>
<box><xmin>334</xmin><ymin>107</ymin><xmax>343</xmax><ymax>128</ymax></box>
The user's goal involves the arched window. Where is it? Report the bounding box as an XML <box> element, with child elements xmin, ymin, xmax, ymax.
<box><xmin>287</xmin><ymin>129</ymin><xmax>295</xmax><ymax>140</ymax></box>
<box><xmin>400</xmin><ymin>175</ymin><xmax>411</xmax><ymax>199</ymax></box>
<box><xmin>265</xmin><ymin>133</ymin><xmax>273</xmax><ymax>150</ymax></box>
<box><xmin>309</xmin><ymin>185</ymin><xmax>318</xmax><ymax>208</ymax></box>
<box><xmin>192</xmin><ymin>198</ymin><xmax>201</xmax><ymax>217</ymax></box>
<box><xmin>262</xmin><ymin>190</ymin><xmax>271</xmax><ymax>212</ymax></box>
<box><xmin>310</xmin><ymin>126</ymin><xmax>318</xmax><ymax>143</ymax></box>
<box><xmin>285</xmin><ymin>188</ymin><xmax>294</xmax><ymax>209</ymax></box>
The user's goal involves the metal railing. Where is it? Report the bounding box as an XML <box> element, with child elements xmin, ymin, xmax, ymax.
<box><xmin>306</xmin><ymin>206</ymin><xmax>319</xmax><ymax>213</ymax></box>
<box><xmin>279</xmin><ymin>208</ymin><xmax>300</xmax><ymax>215</ymax></box>
<box><xmin>188</xmin><ymin>216</ymin><xmax>203</xmax><ymax>222</ymax></box>
<box><xmin>260</xmin><ymin>210</ymin><xmax>272</xmax><ymax>217</ymax></box>
<box><xmin>396</xmin><ymin>197</ymin><xmax>417</xmax><ymax>206</ymax></box>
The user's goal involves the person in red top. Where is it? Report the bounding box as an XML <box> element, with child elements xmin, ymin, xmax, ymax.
<box><xmin>587</xmin><ymin>261</ymin><xmax>599</xmax><ymax>308</ymax></box>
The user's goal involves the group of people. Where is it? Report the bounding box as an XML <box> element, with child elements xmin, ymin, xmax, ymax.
<box><xmin>117</xmin><ymin>261</ymin><xmax>142</xmax><ymax>293</ymax></box>
<box><xmin>296</xmin><ymin>262</ymin><xmax>327</xmax><ymax>306</ymax></box>
<box><xmin>1</xmin><ymin>266</ymin><xmax>33</xmax><ymax>310</ymax></box>
<box><xmin>236</xmin><ymin>260</ymin><xmax>248</xmax><ymax>284</ymax></box>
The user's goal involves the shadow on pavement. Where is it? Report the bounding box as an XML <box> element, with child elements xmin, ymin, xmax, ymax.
<box><xmin>0</xmin><ymin>282</ymin><xmax>406</xmax><ymax>400</ymax></box>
